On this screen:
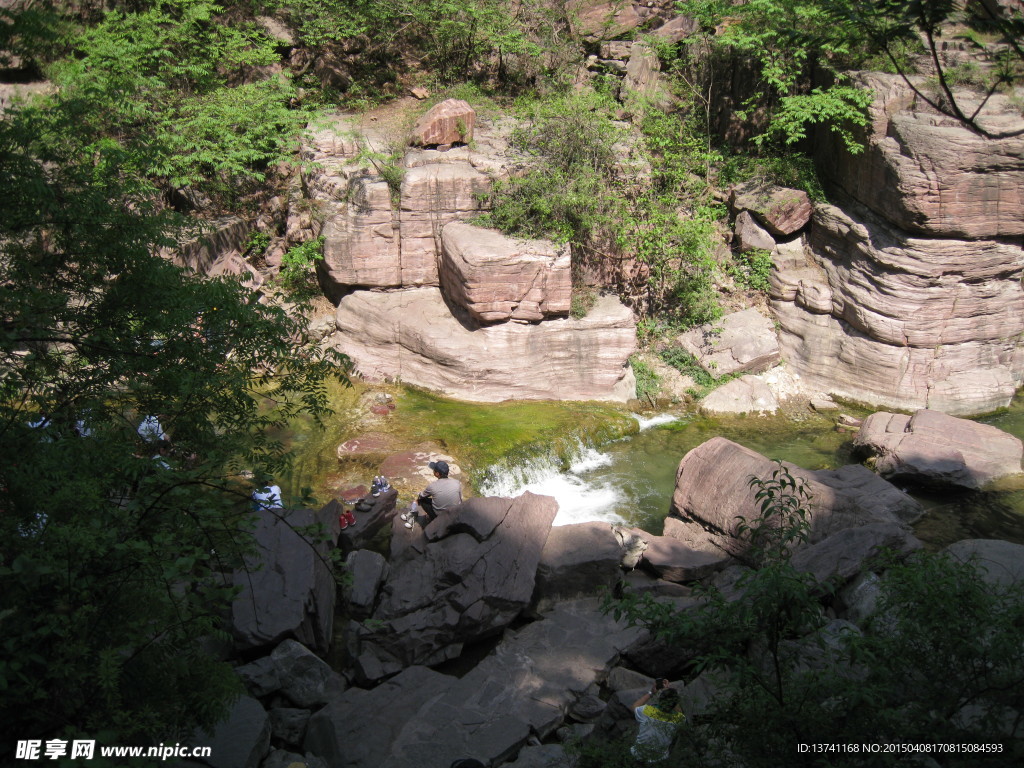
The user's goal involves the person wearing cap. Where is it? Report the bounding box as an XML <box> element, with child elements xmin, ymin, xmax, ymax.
<box><xmin>403</xmin><ymin>460</ymin><xmax>462</xmax><ymax>529</ymax></box>
<box><xmin>631</xmin><ymin>679</ymin><xmax>685</xmax><ymax>762</ymax></box>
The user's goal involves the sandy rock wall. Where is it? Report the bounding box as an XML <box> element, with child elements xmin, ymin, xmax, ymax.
<box><xmin>773</xmin><ymin>74</ymin><xmax>1024</xmax><ymax>415</ymax></box>
<box><xmin>331</xmin><ymin>288</ymin><xmax>637</xmax><ymax>403</ymax></box>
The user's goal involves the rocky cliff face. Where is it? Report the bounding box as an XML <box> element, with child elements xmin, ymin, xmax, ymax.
<box><xmin>772</xmin><ymin>73</ymin><xmax>1024</xmax><ymax>415</ymax></box>
<box><xmin>291</xmin><ymin>105</ymin><xmax>637</xmax><ymax>403</ymax></box>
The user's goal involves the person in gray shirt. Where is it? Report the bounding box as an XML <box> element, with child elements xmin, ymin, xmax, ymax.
<box><xmin>402</xmin><ymin>460</ymin><xmax>462</xmax><ymax>529</ymax></box>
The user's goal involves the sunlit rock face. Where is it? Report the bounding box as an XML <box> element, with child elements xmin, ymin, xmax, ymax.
<box><xmin>772</xmin><ymin>73</ymin><xmax>1024</xmax><ymax>416</ymax></box>
<box><xmin>332</xmin><ymin>287</ymin><xmax>637</xmax><ymax>403</ymax></box>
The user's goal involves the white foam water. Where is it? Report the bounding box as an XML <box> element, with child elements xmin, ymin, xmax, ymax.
<box><xmin>632</xmin><ymin>413</ymin><xmax>678</xmax><ymax>431</ymax></box>
<box><xmin>478</xmin><ymin>443</ymin><xmax>626</xmax><ymax>527</ymax></box>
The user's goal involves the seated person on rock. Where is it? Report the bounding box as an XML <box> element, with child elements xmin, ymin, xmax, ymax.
<box><xmin>402</xmin><ymin>460</ymin><xmax>462</xmax><ymax>529</ymax></box>
<box><xmin>631</xmin><ymin>678</ymin><xmax>685</xmax><ymax>763</ymax></box>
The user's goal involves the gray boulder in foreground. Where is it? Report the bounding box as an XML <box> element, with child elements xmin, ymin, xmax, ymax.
<box><xmin>854</xmin><ymin>409</ymin><xmax>1023</xmax><ymax>490</ymax></box>
<box><xmin>670</xmin><ymin>437</ymin><xmax>923</xmax><ymax>548</ymax></box>
<box><xmin>352</xmin><ymin>493</ymin><xmax>557</xmax><ymax>681</ymax></box>
<box><xmin>944</xmin><ymin>539</ymin><xmax>1024</xmax><ymax>589</ymax></box>
<box><xmin>230</xmin><ymin>507</ymin><xmax>337</xmax><ymax>654</ymax></box>
<box><xmin>306</xmin><ymin>599</ymin><xmax>644</xmax><ymax>768</ymax></box>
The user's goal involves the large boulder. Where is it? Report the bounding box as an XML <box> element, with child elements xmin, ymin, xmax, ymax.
<box><xmin>943</xmin><ymin>539</ymin><xmax>1024</xmax><ymax>590</ymax></box>
<box><xmin>351</xmin><ymin>493</ymin><xmax>557</xmax><ymax>680</ymax></box>
<box><xmin>270</xmin><ymin>639</ymin><xmax>345</xmax><ymax>709</ymax></box>
<box><xmin>734</xmin><ymin>210</ymin><xmax>776</xmax><ymax>253</ymax></box>
<box><xmin>771</xmin><ymin>204</ymin><xmax>1024</xmax><ymax>416</ymax></box>
<box><xmin>343</xmin><ymin>549</ymin><xmax>389</xmax><ymax>619</ymax></box>
<box><xmin>790</xmin><ymin>523</ymin><xmax>923</xmax><ymax>585</ymax></box>
<box><xmin>307</xmin><ymin>600</ymin><xmax>644</xmax><ymax>768</ymax></box>
<box><xmin>640</xmin><ymin>533</ymin><xmax>733</xmax><ymax>583</ymax></box>
<box><xmin>854</xmin><ymin>410</ymin><xmax>1024</xmax><ymax>490</ymax></box>
<box><xmin>568</xmin><ymin>0</ymin><xmax>643</xmax><ymax>39</ymax></box>
<box><xmin>193</xmin><ymin>695</ymin><xmax>271</xmax><ymax>768</ymax></box>
<box><xmin>398</xmin><ymin>163</ymin><xmax>492</xmax><ymax>286</ymax></box>
<box><xmin>332</xmin><ymin>287</ymin><xmax>637</xmax><ymax>402</ymax></box>
<box><xmin>304</xmin><ymin>666</ymin><xmax>457</xmax><ymax>768</ymax></box>
<box><xmin>699</xmin><ymin>375</ymin><xmax>779</xmax><ymax>416</ymax></box>
<box><xmin>817</xmin><ymin>72</ymin><xmax>1024</xmax><ymax>239</ymax></box>
<box><xmin>675</xmin><ymin>308</ymin><xmax>781</xmax><ymax>378</ymax></box>
<box><xmin>296</xmin><ymin>114</ymin><xmax>499</xmax><ymax>295</ymax></box>
<box><xmin>669</xmin><ymin>438</ymin><xmax>923</xmax><ymax>548</ymax></box>
<box><xmin>230</xmin><ymin>507</ymin><xmax>338</xmax><ymax>654</ymax></box>
<box><xmin>439</xmin><ymin>222</ymin><xmax>571</xmax><ymax>324</ymax></box>
<box><xmin>531</xmin><ymin>521</ymin><xmax>624</xmax><ymax>612</ymax></box>
<box><xmin>409</xmin><ymin>98</ymin><xmax>475</xmax><ymax>149</ymax></box>
<box><xmin>730</xmin><ymin>183</ymin><xmax>813</xmax><ymax>237</ymax></box>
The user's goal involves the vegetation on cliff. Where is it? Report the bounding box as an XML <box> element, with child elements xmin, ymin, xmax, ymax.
<box><xmin>2</xmin><ymin>0</ymin><xmax>1023</xmax><ymax>754</ymax></box>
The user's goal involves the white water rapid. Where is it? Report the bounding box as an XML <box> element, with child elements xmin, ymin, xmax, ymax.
<box><xmin>477</xmin><ymin>414</ymin><xmax>677</xmax><ymax>526</ymax></box>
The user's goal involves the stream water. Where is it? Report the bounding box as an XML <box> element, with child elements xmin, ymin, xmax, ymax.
<box><xmin>478</xmin><ymin>402</ymin><xmax>1024</xmax><ymax>549</ymax></box>
<box><xmin>287</xmin><ymin>381</ymin><xmax>1024</xmax><ymax>550</ymax></box>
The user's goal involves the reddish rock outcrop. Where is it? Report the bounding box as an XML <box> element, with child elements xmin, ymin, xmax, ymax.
<box><xmin>771</xmin><ymin>204</ymin><xmax>1024</xmax><ymax>415</ymax></box>
<box><xmin>439</xmin><ymin>222</ymin><xmax>571</xmax><ymax>324</ymax></box>
<box><xmin>730</xmin><ymin>183</ymin><xmax>813</xmax><ymax>237</ymax></box>
<box><xmin>817</xmin><ymin>72</ymin><xmax>1024</xmax><ymax>239</ymax></box>
<box><xmin>853</xmin><ymin>409</ymin><xmax>1024</xmax><ymax>490</ymax></box>
<box><xmin>669</xmin><ymin>437</ymin><xmax>922</xmax><ymax>549</ymax></box>
<box><xmin>675</xmin><ymin>308</ymin><xmax>781</xmax><ymax>377</ymax></box>
<box><xmin>332</xmin><ymin>287</ymin><xmax>637</xmax><ymax>402</ymax></box>
<box><xmin>409</xmin><ymin>98</ymin><xmax>475</xmax><ymax>149</ymax></box>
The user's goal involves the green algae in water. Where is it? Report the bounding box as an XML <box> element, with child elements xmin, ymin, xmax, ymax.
<box><xmin>395</xmin><ymin>387</ymin><xmax>638</xmax><ymax>470</ymax></box>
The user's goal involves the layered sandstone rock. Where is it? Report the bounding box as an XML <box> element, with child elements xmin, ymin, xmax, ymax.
<box><xmin>854</xmin><ymin>409</ymin><xmax>1024</xmax><ymax>490</ymax></box>
<box><xmin>294</xmin><ymin>114</ymin><xmax>499</xmax><ymax>294</ymax></box>
<box><xmin>332</xmin><ymin>287</ymin><xmax>637</xmax><ymax>402</ymax></box>
<box><xmin>668</xmin><ymin>437</ymin><xmax>923</xmax><ymax>550</ymax></box>
<box><xmin>698</xmin><ymin>375</ymin><xmax>779</xmax><ymax>416</ymax></box>
<box><xmin>439</xmin><ymin>222</ymin><xmax>571</xmax><ymax>323</ymax></box>
<box><xmin>409</xmin><ymin>98</ymin><xmax>475</xmax><ymax>148</ymax></box>
<box><xmin>771</xmin><ymin>203</ymin><xmax>1024</xmax><ymax>415</ymax></box>
<box><xmin>730</xmin><ymin>183</ymin><xmax>812</xmax><ymax>237</ymax></box>
<box><xmin>818</xmin><ymin>72</ymin><xmax>1024</xmax><ymax>238</ymax></box>
<box><xmin>675</xmin><ymin>307</ymin><xmax>781</xmax><ymax>377</ymax></box>
<box><xmin>398</xmin><ymin>163</ymin><xmax>491</xmax><ymax>285</ymax></box>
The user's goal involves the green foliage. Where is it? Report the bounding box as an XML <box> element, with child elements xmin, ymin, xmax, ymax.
<box><xmin>570</xmin><ymin>286</ymin><xmax>598</xmax><ymax>319</ymax></box>
<box><xmin>630</xmin><ymin>355</ymin><xmax>661</xmax><ymax>404</ymax></box>
<box><xmin>487</xmin><ymin>91</ymin><xmax>724</xmax><ymax>327</ymax></box>
<box><xmin>688</xmin><ymin>0</ymin><xmax>875</xmax><ymax>152</ymax></box>
<box><xmin>274</xmin><ymin>0</ymin><xmax>543</xmax><ymax>87</ymax></box>
<box><xmin>0</xmin><ymin>91</ymin><xmax>348</xmax><ymax>746</ymax></box>
<box><xmin>737</xmin><ymin>462</ymin><xmax>812</xmax><ymax>566</ymax></box>
<box><xmin>718</xmin><ymin>151</ymin><xmax>826</xmax><ymax>201</ymax></box>
<box><xmin>49</xmin><ymin>0</ymin><xmax>309</xmax><ymax>206</ymax></box>
<box><xmin>728</xmin><ymin>248</ymin><xmax>773</xmax><ymax>293</ymax></box>
<box><xmin>607</xmin><ymin>465</ymin><xmax>1024</xmax><ymax>766</ymax></box>
<box><xmin>658</xmin><ymin>347</ymin><xmax>716</xmax><ymax>390</ymax></box>
<box><xmin>278</xmin><ymin>235</ymin><xmax>326</xmax><ymax>298</ymax></box>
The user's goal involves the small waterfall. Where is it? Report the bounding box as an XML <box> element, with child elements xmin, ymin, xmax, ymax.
<box><xmin>478</xmin><ymin>440</ymin><xmax>626</xmax><ymax>527</ymax></box>
<box><xmin>632</xmin><ymin>413</ymin><xmax>678</xmax><ymax>430</ymax></box>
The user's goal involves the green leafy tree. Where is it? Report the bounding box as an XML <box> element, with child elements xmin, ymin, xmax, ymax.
<box><xmin>608</xmin><ymin>464</ymin><xmax>1024</xmax><ymax>766</ymax></box>
<box><xmin>0</xmin><ymin>87</ymin><xmax>347</xmax><ymax>752</ymax></box>
<box><xmin>48</xmin><ymin>0</ymin><xmax>309</xmax><ymax>205</ymax></box>
<box><xmin>681</xmin><ymin>0</ymin><xmax>875</xmax><ymax>152</ymax></box>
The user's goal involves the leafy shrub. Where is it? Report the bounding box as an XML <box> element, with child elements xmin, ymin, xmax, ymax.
<box><xmin>630</xmin><ymin>355</ymin><xmax>661</xmax><ymax>403</ymax></box>
<box><xmin>279</xmin><ymin>236</ymin><xmax>325</xmax><ymax>298</ymax></box>
<box><xmin>728</xmin><ymin>248</ymin><xmax>773</xmax><ymax>293</ymax></box>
